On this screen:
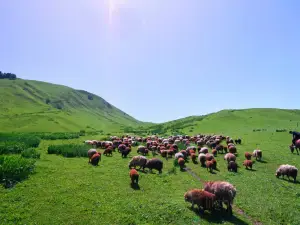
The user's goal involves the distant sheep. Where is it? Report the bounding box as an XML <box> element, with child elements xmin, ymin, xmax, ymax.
<box><xmin>205</xmin><ymin>153</ymin><xmax>214</xmax><ymax>161</ymax></box>
<box><xmin>145</xmin><ymin>158</ymin><xmax>163</xmax><ymax>174</ymax></box>
<box><xmin>198</xmin><ymin>153</ymin><xmax>206</xmax><ymax>167</ymax></box>
<box><xmin>227</xmin><ymin>161</ymin><xmax>238</xmax><ymax>173</ymax></box>
<box><xmin>243</xmin><ymin>160</ymin><xmax>253</xmax><ymax>170</ymax></box>
<box><xmin>184</xmin><ymin>189</ymin><xmax>216</xmax><ymax>214</ymax></box>
<box><xmin>224</xmin><ymin>153</ymin><xmax>236</xmax><ymax>163</ymax></box>
<box><xmin>129</xmin><ymin>169</ymin><xmax>139</xmax><ymax>184</ymax></box>
<box><xmin>244</xmin><ymin>152</ymin><xmax>252</xmax><ymax>160</ymax></box>
<box><xmin>204</xmin><ymin>181</ymin><xmax>236</xmax><ymax>216</ymax></box>
<box><xmin>199</xmin><ymin>147</ymin><xmax>209</xmax><ymax>154</ymax></box>
<box><xmin>128</xmin><ymin>156</ymin><xmax>147</xmax><ymax>171</ymax></box>
<box><xmin>252</xmin><ymin>149</ymin><xmax>262</xmax><ymax>161</ymax></box>
<box><xmin>137</xmin><ymin>146</ymin><xmax>149</xmax><ymax>156</ymax></box>
<box><xmin>275</xmin><ymin>164</ymin><xmax>298</xmax><ymax>183</ymax></box>
<box><xmin>121</xmin><ymin>147</ymin><xmax>131</xmax><ymax>158</ymax></box>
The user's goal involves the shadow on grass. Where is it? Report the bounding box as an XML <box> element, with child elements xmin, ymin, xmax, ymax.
<box><xmin>256</xmin><ymin>160</ymin><xmax>267</xmax><ymax>163</ymax></box>
<box><xmin>188</xmin><ymin>207</ymin><xmax>249</xmax><ymax>225</ymax></box>
<box><xmin>245</xmin><ymin>168</ymin><xmax>257</xmax><ymax>172</ymax></box>
<box><xmin>130</xmin><ymin>183</ymin><xmax>140</xmax><ymax>190</ymax></box>
<box><xmin>180</xmin><ymin>167</ymin><xmax>187</xmax><ymax>172</ymax></box>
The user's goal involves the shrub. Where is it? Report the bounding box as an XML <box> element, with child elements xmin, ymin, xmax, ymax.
<box><xmin>48</xmin><ymin>144</ymin><xmax>90</xmax><ymax>158</ymax></box>
<box><xmin>35</xmin><ymin>132</ymin><xmax>80</xmax><ymax>140</ymax></box>
<box><xmin>0</xmin><ymin>155</ymin><xmax>36</xmax><ymax>188</ymax></box>
<box><xmin>0</xmin><ymin>133</ymin><xmax>41</xmax><ymax>148</ymax></box>
<box><xmin>21</xmin><ymin>148</ymin><xmax>40</xmax><ymax>159</ymax></box>
<box><xmin>0</xmin><ymin>141</ymin><xmax>27</xmax><ymax>154</ymax></box>
<box><xmin>79</xmin><ymin>130</ymin><xmax>86</xmax><ymax>136</ymax></box>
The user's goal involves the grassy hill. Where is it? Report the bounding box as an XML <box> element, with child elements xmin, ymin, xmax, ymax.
<box><xmin>0</xmin><ymin>79</ymin><xmax>148</xmax><ymax>132</ymax></box>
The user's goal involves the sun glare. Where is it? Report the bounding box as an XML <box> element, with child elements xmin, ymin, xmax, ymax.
<box><xmin>108</xmin><ymin>0</ymin><xmax>128</xmax><ymax>25</ymax></box>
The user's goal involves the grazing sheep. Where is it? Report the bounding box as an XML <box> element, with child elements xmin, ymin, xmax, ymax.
<box><xmin>103</xmin><ymin>147</ymin><xmax>113</xmax><ymax>156</ymax></box>
<box><xmin>87</xmin><ymin>149</ymin><xmax>97</xmax><ymax>163</ymax></box>
<box><xmin>128</xmin><ymin>156</ymin><xmax>147</xmax><ymax>171</ymax></box>
<box><xmin>175</xmin><ymin>152</ymin><xmax>184</xmax><ymax>159</ymax></box>
<box><xmin>243</xmin><ymin>160</ymin><xmax>253</xmax><ymax>170</ymax></box>
<box><xmin>275</xmin><ymin>164</ymin><xmax>298</xmax><ymax>183</ymax></box>
<box><xmin>224</xmin><ymin>153</ymin><xmax>236</xmax><ymax>163</ymax></box>
<box><xmin>204</xmin><ymin>181</ymin><xmax>236</xmax><ymax>216</ymax></box>
<box><xmin>252</xmin><ymin>149</ymin><xmax>262</xmax><ymax>161</ymax></box>
<box><xmin>205</xmin><ymin>153</ymin><xmax>214</xmax><ymax>161</ymax></box>
<box><xmin>121</xmin><ymin>147</ymin><xmax>131</xmax><ymax>158</ymax></box>
<box><xmin>118</xmin><ymin>144</ymin><xmax>126</xmax><ymax>153</ymax></box>
<box><xmin>206</xmin><ymin>161</ymin><xmax>214</xmax><ymax>173</ymax></box>
<box><xmin>244</xmin><ymin>152</ymin><xmax>252</xmax><ymax>160</ymax></box>
<box><xmin>191</xmin><ymin>153</ymin><xmax>197</xmax><ymax>163</ymax></box>
<box><xmin>129</xmin><ymin>169</ymin><xmax>139</xmax><ymax>184</ymax></box>
<box><xmin>198</xmin><ymin>153</ymin><xmax>206</xmax><ymax>167</ymax></box>
<box><xmin>137</xmin><ymin>146</ymin><xmax>149</xmax><ymax>156</ymax></box>
<box><xmin>180</xmin><ymin>150</ymin><xmax>188</xmax><ymax>159</ymax></box>
<box><xmin>178</xmin><ymin>158</ymin><xmax>185</xmax><ymax>170</ymax></box>
<box><xmin>161</xmin><ymin>150</ymin><xmax>168</xmax><ymax>158</ymax></box>
<box><xmin>215</xmin><ymin>145</ymin><xmax>224</xmax><ymax>154</ymax></box>
<box><xmin>228</xmin><ymin>146</ymin><xmax>237</xmax><ymax>154</ymax></box>
<box><xmin>145</xmin><ymin>158</ymin><xmax>163</xmax><ymax>174</ymax></box>
<box><xmin>227</xmin><ymin>161</ymin><xmax>238</xmax><ymax>173</ymax></box>
<box><xmin>212</xmin><ymin>149</ymin><xmax>217</xmax><ymax>157</ymax></box>
<box><xmin>199</xmin><ymin>147</ymin><xmax>209</xmax><ymax>154</ymax></box>
<box><xmin>90</xmin><ymin>152</ymin><xmax>101</xmax><ymax>166</ymax></box>
<box><xmin>184</xmin><ymin>189</ymin><xmax>216</xmax><ymax>214</ymax></box>
<box><xmin>211</xmin><ymin>159</ymin><xmax>217</xmax><ymax>170</ymax></box>
<box><xmin>167</xmin><ymin>149</ymin><xmax>175</xmax><ymax>158</ymax></box>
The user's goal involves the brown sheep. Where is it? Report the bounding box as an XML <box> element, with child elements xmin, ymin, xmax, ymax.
<box><xmin>178</xmin><ymin>158</ymin><xmax>185</xmax><ymax>170</ymax></box>
<box><xmin>103</xmin><ymin>147</ymin><xmax>113</xmax><ymax>156</ymax></box>
<box><xmin>206</xmin><ymin>161</ymin><xmax>214</xmax><ymax>173</ymax></box>
<box><xmin>227</xmin><ymin>161</ymin><xmax>238</xmax><ymax>173</ymax></box>
<box><xmin>129</xmin><ymin>169</ymin><xmax>139</xmax><ymax>184</ymax></box>
<box><xmin>228</xmin><ymin>146</ymin><xmax>237</xmax><ymax>154</ymax></box>
<box><xmin>145</xmin><ymin>158</ymin><xmax>163</xmax><ymax>174</ymax></box>
<box><xmin>243</xmin><ymin>160</ymin><xmax>253</xmax><ymax>170</ymax></box>
<box><xmin>87</xmin><ymin>149</ymin><xmax>97</xmax><ymax>163</ymax></box>
<box><xmin>244</xmin><ymin>152</ymin><xmax>252</xmax><ymax>160</ymax></box>
<box><xmin>90</xmin><ymin>152</ymin><xmax>101</xmax><ymax>166</ymax></box>
<box><xmin>205</xmin><ymin>153</ymin><xmax>214</xmax><ymax>161</ymax></box>
<box><xmin>212</xmin><ymin>149</ymin><xmax>217</xmax><ymax>157</ymax></box>
<box><xmin>184</xmin><ymin>189</ymin><xmax>216</xmax><ymax>214</ymax></box>
<box><xmin>191</xmin><ymin>153</ymin><xmax>197</xmax><ymax>163</ymax></box>
<box><xmin>275</xmin><ymin>164</ymin><xmax>298</xmax><ymax>183</ymax></box>
<box><xmin>224</xmin><ymin>153</ymin><xmax>236</xmax><ymax>163</ymax></box>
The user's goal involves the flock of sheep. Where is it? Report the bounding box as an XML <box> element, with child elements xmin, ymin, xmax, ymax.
<box><xmin>84</xmin><ymin>133</ymin><xmax>298</xmax><ymax>216</ymax></box>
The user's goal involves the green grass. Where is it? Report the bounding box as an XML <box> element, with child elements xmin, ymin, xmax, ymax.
<box><xmin>0</xmin><ymin>79</ymin><xmax>152</xmax><ymax>132</ymax></box>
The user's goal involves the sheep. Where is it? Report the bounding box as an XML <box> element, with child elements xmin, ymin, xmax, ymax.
<box><xmin>206</xmin><ymin>161</ymin><xmax>214</xmax><ymax>173</ymax></box>
<box><xmin>184</xmin><ymin>189</ymin><xmax>216</xmax><ymax>214</ymax></box>
<box><xmin>118</xmin><ymin>144</ymin><xmax>126</xmax><ymax>153</ymax></box>
<box><xmin>137</xmin><ymin>146</ymin><xmax>149</xmax><ymax>156</ymax></box>
<box><xmin>289</xmin><ymin>144</ymin><xmax>299</xmax><ymax>155</ymax></box>
<box><xmin>103</xmin><ymin>147</ymin><xmax>113</xmax><ymax>156</ymax></box>
<box><xmin>175</xmin><ymin>152</ymin><xmax>184</xmax><ymax>160</ymax></box>
<box><xmin>205</xmin><ymin>153</ymin><xmax>214</xmax><ymax>161</ymax></box>
<box><xmin>198</xmin><ymin>153</ymin><xmax>206</xmax><ymax>167</ymax></box>
<box><xmin>191</xmin><ymin>153</ymin><xmax>197</xmax><ymax>163</ymax></box>
<box><xmin>145</xmin><ymin>158</ymin><xmax>163</xmax><ymax>174</ymax></box>
<box><xmin>212</xmin><ymin>149</ymin><xmax>217</xmax><ymax>157</ymax></box>
<box><xmin>178</xmin><ymin>158</ymin><xmax>185</xmax><ymax>170</ymax></box>
<box><xmin>235</xmin><ymin>138</ymin><xmax>242</xmax><ymax>144</ymax></box>
<box><xmin>244</xmin><ymin>152</ymin><xmax>252</xmax><ymax>160</ymax></box>
<box><xmin>129</xmin><ymin>169</ymin><xmax>139</xmax><ymax>184</ymax></box>
<box><xmin>199</xmin><ymin>147</ymin><xmax>209</xmax><ymax>154</ymax></box>
<box><xmin>243</xmin><ymin>160</ymin><xmax>253</xmax><ymax>170</ymax></box>
<box><xmin>227</xmin><ymin>161</ymin><xmax>238</xmax><ymax>173</ymax></box>
<box><xmin>215</xmin><ymin>145</ymin><xmax>224</xmax><ymax>154</ymax></box>
<box><xmin>252</xmin><ymin>149</ymin><xmax>262</xmax><ymax>161</ymax></box>
<box><xmin>128</xmin><ymin>156</ymin><xmax>147</xmax><ymax>171</ymax></box>
<box><xmin>167</xmin><ymin>149</ymin><xmax>175</xmax><ymax>158</ymax></box>
<box><xmin>224</xmin><ymin>153</ymin><xmax>236</xmax><ymax>163</ymax></box>
<box><xmin>180</xmin><ymin>150</ymin><xmax>188</xmax><ymax>159</ymax></box>
<box><xmin>275</xmin><ymin>164</ymin><xmax>298</xmax><ymax>183</ymax></box>
<box><xmin>204</xmin><ymin>181</ymin><xmax>236</xmax><ymax>216</ymax></box>
<box><xmin>90</xmin><ymin>152</ymin><xmax>101</xmax><ymax>166</ymax></box>
<box><xmin>211</xmin><ymin>159</ymin><xmax>217</xmax><ymax>170</ymax></box>
<box><xmin>228</xmin><ymin>146</ymin><xmax>237</xmax><ymax>154</ymax></box>
<box><xmin>121</xmin><ymin>147</ymin><xmax>131</xmax><ymax>158</ymax></box>
<box><xmin>87</xmin><ymin>149</ymin><xmax>97</xmax><ymax>163</ymax></box>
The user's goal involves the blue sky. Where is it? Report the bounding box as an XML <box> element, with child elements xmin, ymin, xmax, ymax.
<box><xmin>1</xmin><ymin>0</ymin><xmax>300</xmax><ymax>123</ymax></box>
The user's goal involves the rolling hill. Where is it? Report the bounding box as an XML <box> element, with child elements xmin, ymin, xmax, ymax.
<box><xmin>0</xmin><ymin>78</ymin><xmax>148</xmax><ymax>132</ymax></box>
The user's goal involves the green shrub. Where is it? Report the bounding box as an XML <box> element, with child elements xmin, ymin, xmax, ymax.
<box><xmin>0</xmin><ymin>155</ymin><xmax>36</xmax><ymax>188</ymax></box>
<box><xmin>0</xmin><ymin>133</ymin><xmax>41</xmax><ymax>148</ymax></box>
<box><xmin>48</xmin><ymin>144</ymin><xmax>90</xmax><ymax>158</ymax></box>
<box><xmin>21</xmin><ymin>148</ymin><xmax>40</xmax><ymax>159</ymax></box>
<box><xmin>0</xmin><ymin>141</ymin><xmax>27</xmax><ymax>154</ymax></box>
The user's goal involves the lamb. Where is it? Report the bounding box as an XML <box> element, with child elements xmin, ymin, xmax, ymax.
<box><xmin>145</xmin><ymin>158</ymin><xmax>163</xmax><ymax>174</ymax></box>
<box><xmin>128</xmin><ymin>156</ymin><xmax>147</xmax><ymax>171</ymax></box>
<box><xmin>90</xmin><ymin>152</ymin><xmax>101</xmax><ymax>166</ymax></box>
<box><xmin>252</xmin><ymin>149</ymin><xmax>262</xmax><ymax>161</ymax></box>
<box><xmin>178</xmin><ymin>158</ymin><xmax>185</xmax><ymax>170</ymax></box>
<box><xmin>244</xmin><ymin>152</ymin><xmax>252</xmax><ymax>160</ymax></box>
<box><xmin>224</xmin><ymin>153</ymin><xmax>236</xmax><ymax>163</ymax></box>
<box><xmin>204</xmin><ymin>181</ymin><xmax>236</xmax><ymax>216</ymax></box>
<box><xmin>184</xmin><ymin>189</ymin><xmax>216</xmax><ymax>214</ymax></box>
<box><xmin>243</xmin><ymin>160</ymin><xmax>253</xmax><ymax>170</ymax></box>
<box><xmin>129</xmin><ymin>169</ymin><xmax>139</xmax><ymax>184</ymax></box>
<box><xmin>227</xmin><ymin>161</ymin><xmax>238</xmax><ymax>172</ymax></box>
<box><xmin>198</xmin><ymin>153</ymin><xmax>206</xmax><ymax>167</ymax></box>
<box><xmin>275</xmin><ymin>164</ymin><xmax>298</xmax><ymax>183</ymax></box>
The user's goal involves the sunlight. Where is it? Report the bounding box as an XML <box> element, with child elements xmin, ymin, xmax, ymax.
<box><xmin>108</xmin><ymin>0</ymin><xmax>128</xmax><ymax>26</ymax></box>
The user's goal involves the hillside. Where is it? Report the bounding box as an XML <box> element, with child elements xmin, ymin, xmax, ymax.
<box><xmin>144</xmin><ymin>108</ymin><xmax>300</xmax><ymax>136</ymax></box>
<box><xmin>0</xmin><ymin>78</ymin><xmax>147</xmax><ymax>132</ymax></box>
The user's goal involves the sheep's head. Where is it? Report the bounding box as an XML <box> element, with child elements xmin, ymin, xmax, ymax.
<box><xmin>184</xmin><ymin>192</ymin><xmax>192</xmax><ymax>202</ymax></box>
<box><xmin>275</xmin><ymin>170</ymin><xmax>281</xmax><ymax>177</ymax></box>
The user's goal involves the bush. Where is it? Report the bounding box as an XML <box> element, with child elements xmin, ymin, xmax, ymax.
<box><xmin>0</xmin><ymin>141</ymin><xmax>27</xmax><ymax>154</ymax></box>
<box><xmin>48</xmin><ymin>144</ymin><xmax>90</xmax><ymax>158</ymax></box>
<box><xmin>0</xmin><ymin>133</ymin><xmax>41</xmax><ymax>148</ymax></box>
<box><xmin>0</xmin><ymin>155</ymin><xmax>36</xmax><ymax>188</ymax></box>
<box><xmin>79</xmin><ymin>130</ymin><xmax>86</xmax><ymax>136</ymax></box>
<box><xmin>21</xmin><ymin>148</ymin><xmax>40</xmax><ymax>159</ymax></box>
<box><xmin>35</xmin><ymin>132</ymin><xmax>80</xmax><ymax>140</ymax></box>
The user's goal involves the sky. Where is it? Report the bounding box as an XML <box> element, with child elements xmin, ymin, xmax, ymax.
<box><xmin>1</xmin><ymin>0</ymin><xmax>300</xmax><ymax>123</ymax></box>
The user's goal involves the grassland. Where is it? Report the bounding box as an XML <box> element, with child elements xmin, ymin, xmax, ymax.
<box><xmin>1</xmin><ymin>78</ymin><xmax>300</xmax><ymax>224</ymax></box>
<box><xmin>0</xmin><ymin>79</ymin><xmax>150</xmax><ymax>132</ymax></box>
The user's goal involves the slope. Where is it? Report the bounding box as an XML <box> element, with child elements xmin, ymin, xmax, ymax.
<box><xmin>0</xmin><ymin>79</ymin><xmax>146</xmax><ymax>132</ymax></box>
